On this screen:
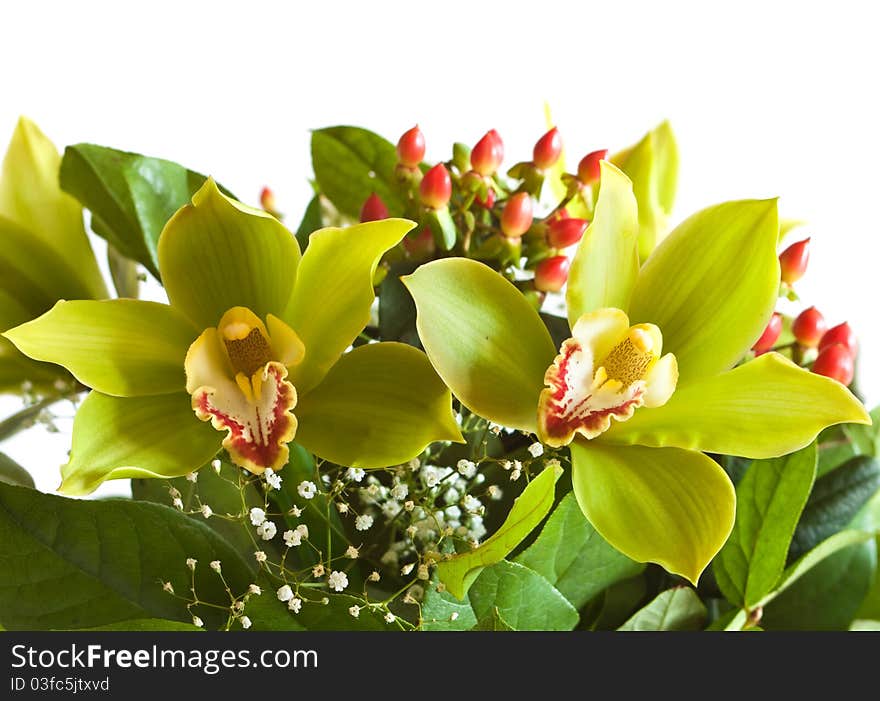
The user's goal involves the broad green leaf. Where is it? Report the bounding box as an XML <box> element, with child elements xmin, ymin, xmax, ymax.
<box><xmin>566</xmin><ymin>162</ymin><xmax>639</xmax><ymax>325</ymax></box>
<box><xmin>310</xmin><ymin>126</ymin><xmax>406</xmax><ymax>219</ymax></box>
<box><xmin>571</xmin><ymin>441</ymin><xmax>735</xmax><ymax>584</ymax></box>
<box><xmin>1</xmin><ymin>118</ymin><xmax>106</xmax><ymax>299</ymax></box>
<box><xmin>294</xmin><ymin>194</ymin><xmax>324</xmax><ymax>251</ymax></box>
<box><xmin>76</xmin><ymin>619</ymin><xmax>204</xmax><ymax>631</ymax></box>
<box><xmin>762</xmin><ymin>538</ymin><xmax>876</xmax><ymax>630</ymax></box>
<box><xmin>713</xmin><ymin>444</ymin><xmax>817</xmax><ymax>608</ymax></box>
<box><xmin>468</xmin><ymin>561</ymin><xmax>578</xmax><ymax>631</ymax></box>
<box><xmin>758</xmin><ymin>529</ymin><xmax>874</xmax><ymax>606</ymax></box>
<box><xmin>611</xmin><ymin>121</ymin><xmax>679</xmax><ymax>259</ymax></box>
<box><xmin>629</xmin><ymin>199</ymin><xmax>779</xmax><ymax>382</ymax></box>
<box><xmin>378</xmin><ymin>260</ymin><xmax>421</xmax><ymax>347</ymax></box>
<box><xmin>296</xmin><ymin>342</ymin><xmax>462</xmax><ymax>468</ymax></box>
<box><xmin>857</xmin><ymin>537</ymin><xmax>880</xmax><ymax>620</ymax></box>
<box><xmin>61</xmin><ymin>391</ymin><xmax>221</xmax><ymax>496</ymax></box>
<box><xmin>0</xmin><ymin>452</ymin><xmax>34</xmax><ymax>488</ymax></box>
<box><xmin>435</xmin><ymin>462</ymin><xmax>563</xmax><ymax>600</ymax></box>
<box><xmin>404</xmin><ymin>258</ymin><xmax>557</xmax><ymax>432</ymax></box>
<box><xmin>0</xmin><ymin>481</ymin><xmax>253</xmax><ymax>630</ymax></box>
<box><xmin>790</xmin><ymin>455</ymin><xmax>880</xmax><ymax>559</ymax></box>
<box><xmin>601</xmin><ymin>353</ymin><xmax>870</xmax><ymax>458</ymax></box>
<box><xmin>587</xmin><ymin>575</ymin><xmax>648</xmax><ymax>631</ymax></box>
<box><xmin>618</xmin><ymin>587</ymin><xmax>706</xmax><ymax>631</ymax></box>
<box><xmin>420</xmin><ymin>582</ymin><xmax>478</xmax><ymax>631</ymax></box>
<box><xmin>427</xmin><ymin>206</ymin><xmax>457</xmax><ymax>251</ymax></box>
<box><xmin>4</xmin><ymin>300</ymin><xmax>196</xmax><ymax>397</ymax></box>
<box><xmin>158</xmin><ymin>179</ymin><xmax>301</xmax><ymax>331</ymax></box>
<box><xmin>286</xmin><ymin>218</ymin><xmax>413</xmax><ymax>394</ymax></box>
<box><xmin>474</xmin><ymin>607</ymin><xmax>516</xmax><ymax>630</ymax></box>
<box><xmin>60</xmin><ymin>142</ymin><xmax>227</xmax><ymax>279</ymax></box>
<box><xmin>516</xmin><ymin>492</ymin><xmax>643</xmax><ymax>608</ymax></box>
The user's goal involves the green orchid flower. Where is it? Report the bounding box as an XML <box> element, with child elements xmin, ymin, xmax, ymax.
<box><xmin>4</xmin><ymin>179</ymin><xmax>462</xmax><ymax>494</ymax></box>
<box><xmin>403</xmin><ymin>162</ymin><xmax>869</xmax><ymax>584</ymax></box>
<box><xmin>0</xmin><ymin>117</ymin><xmax>108</xmax><ymax>392</ymax></box>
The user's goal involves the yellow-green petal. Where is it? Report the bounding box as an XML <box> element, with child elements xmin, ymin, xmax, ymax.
<box><xmin>157</xmin><ymin>179</ymin><xmax>301</xmax><ymax>330</ymax></box>
<box><xmin>295</xmin><ymin>342</ymin><xmax>463</xmax><ymax>468</ymax></box>
<box><xmin>0</xmin><ymin>117</ymin><xmax>106</xmax><ymax>299</ymax></box>
<box><xmin>60</xmin><ymin>391</ymin><xmax>221</xmax><ymax>496</ymax></box>
<box><xmin>286</xmin><ymin>219</ymin><xmax>414</xmax><ymax>395</ymax></box>
<box><xmin>3</xmin><ymin>300</ymin><xmax>196</xmax><ymax>397</ymax></box>
<box><xmin>403</xmin><ymin>258</ymin><xmax>557</xmax><ymax>432</ymax></box>
<box><xmin>566</xmin><ymin>162</ymin><xmax>639</xmax><ymax>325</ymax></box>
<box><xmin>571</xmin><ymin>440</ymin><xmax>735</xmax><ymax>584</ymax></box>
<box><xmin>600</xmin><ymin>352</ymin><xmax>870</xmax><ymax>458</ymax></box>
<box><xmin>630</xmin><ymin>199</ymin><xmax>779</xmax><ymax>382</ymax></box>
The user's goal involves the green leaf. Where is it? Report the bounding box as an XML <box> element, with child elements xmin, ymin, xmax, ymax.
<box><xmin>857</xmin><ymin>537</ymin><xmax>880</xmax><ymax>620</ymax></box>
<box><xmin>0</xmin><ymin>452</ymin><xmax>34</xmax><ymax>488</ymax></box>
<box><xmin>310</xmin><ymin>126</ymin><xmax>406</xmax><ymax>218</ymax></box>
<box><xmin>420</xmin><ymin>582</ymin><xmax>478</xmax><ymax>631</ymax></box>
<box><xmin>1</xmin><ymin>118</ymin><xmax>107</xmax><ymax>299</ymax></box>
<box><xmin>404</xmin><ymin>258</ymin><xmax>557</xmax><ymax>432</ymax></box>
<box><xmin>158</xmin><ymin>178</ymin><xmax>301</xmax><ymax>331</ymax></box>
<box><xmin>426</xmin><ymin>207</ymin><xmax>457</xmax><ymax>251</ymax></box>
<box><xmin>611</xmin><ymin>121</ymin><xmax>679</xmax><ymax>260</ymax></box>
<box><xmin>474</xmin><ymin>606</ymin><xmax>516</xmax><ymax>630</ymax></box>
<box><xmin>4</xmin><ymin>300</ymin><xmax>196</xmax><ymax>397</ymax></box>
<box><xmin>294</xmin><ymin>194</ymin><xmax>324</xmax><ymax>251</ymax></box>
<box><xmin>587</xmin><ymin>575</ymin><xmax>648</xmax><ymax>631</ymax></box>
<box><xmin>468</xmin><ymin>561</ymin><xmax>578</xmax><ymax>631</ymax></box>
<box><xmin>618</xmin><ymin>587</ymin><xmax>706</xmax><ymax>631</ymax></box>
<box><xmin>566</xmin><ymin>162</ymin><xmax>639</xmax><ymax>325</ymax></box>
<box><xmin>601</xmin><ymin>353</ymin><xmax>870</xmax><ymax>459</ymax></box>
<box><xmin>60</xmin><ymin>391</ymin><xmax>221</xmax><ymax>496</ymax></box>
<box><xmin>571</xmin><ymin>441</ymin><xmax>735</xmax><ymax>584</ymax></box>
<box><xmin>629</xmin><ymin>199</ymin><xmax>779</xmax><ymax>382</ymax></box>
<box><xmin>378</xmin><ymin>260</ymin><xmax>421</xmax><ymax>346</ymax></box>
<box><xmin>790</xmin><ymin>455</ymin><xmax>880</xmax><ymax>559</ymax></box>
<box><xmin>107</xmin><ymin>243</ymin><xmax>140</xmax><ymax>299</ymax></box>
<box><xmin>244</xmin><ymin>584</ymin><xmax>393</xmax><ymax>631</ymax></box>
<box><xmin>762</xmin><ymin>538</ymin><xmax>876</xmax><ymax>630</ymax></box>
<box><xmin>76</xmin><ymin>618</ymin><xmax>204</xmax><ymax>631</ymax></box>
<box><xmin>60</xmin><ymin>142</ymin><xmax>227</xmax><ymax>279</ymax></box>
<box><xmin>713</xmin><ymin>444</ymin><xmax>817</xmax><ymax>608</ymax></box>
<box><xmin>515</xmin><ymin>492</ymin><xmax>643</xmax><ymax>608</ymax></box>
<box><xmin>0</xmin><ymin>481</ymin><xmax>253</xmax><ymax>630</ymax></box>
<box><xmin>435</xmin><ymin>462</ymin><xmax>563</xmax><ymax>600</ymax></box>
<box><xmin>296</xmin><ymin>341</ymin><xmax>461</xmax><ymax>468</ymax></box>
<box><xmin>286</xmin><ymin>218</ymin><xmax>413</xmax><ymax>394</ymax></box>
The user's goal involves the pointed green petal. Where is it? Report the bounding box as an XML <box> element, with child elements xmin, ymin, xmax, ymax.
<box><xmin>601</xmin><ymin>353</ymin><xmax>871</xmax><ymax>458</ymax></box>
<box><xmin>403</xmin><ymin>258</ymin><xmax>557</xmax><ymax>432</ymax></box>
<box><xmin>566</xmin><ymin>161</ymin><xmax>639</xmax><ymax>325</ymax></box>
<box><xmin>630</xmin><ymin>199</ymin><xmax>779</xmax><ymax>381</ymax></box>
<box><xmin>571</xmin><ymin>440</ymin><xmax>735</xmax><ymax>584</ymax></box>
<box><xmin>60</xmin><ymin>391</ymin><xmax>221</xmax><ymax>496</ymax></box>
<box><xmin>3</xmin><ymin>300</ymin><xmax>196</xmax><ymax>397</ymax></box>
<box><xmin>0</xmin><ymin>117</ymin><xmax>106</xmax><ymax>299</ymax></box>
<box><xmin>295</xmin><ymin>342</ymin><xmax>463</xmax><ymax>468</ymax></box>
<box><xmin>286</xmin><ymin>219</ymin><xmax>414</xmax><ymax>395</ymax></box>
<box><xmin>157</xmin><ymin>179</ymin><xmax>301</xmax><ymax>330</ymax></box>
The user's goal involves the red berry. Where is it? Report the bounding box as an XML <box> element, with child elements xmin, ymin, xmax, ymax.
<box><xmin>533</xmin><ymin>127</ymin><xmax>562</xmax><ymax>170</ymax></box>
<box><xmin>547</xmin><ymin>208</ymin><xmax>569</xmax><ymax>224</ymax></box>
<box><xmin>791</xmin><ymin>306</ymin><xmax>827</xmax><ymax>348</ymax></box>
<box><xmin>419</xmin><ymin>164</ymin><xmax>452</xmax><ymax>209</ymax></box>
<box><xmin>779</xmin><ymin>237</ymin><xmax>810</xmax><ymax>284</ymax></box>
<box><xmin>360</xmin><ymin>192</ymin><xmax>389</xmax><ymax>222</ymax></box>
<box><xmin>819</xmin><ymin>322</ymin><xmax>857</xmax><ymax>357</ymax></box>
<box><xmin>397</xmin><ymin>125</ymin><xmax>425</xmax><ymax>168</ymax></box>
<box><xmin>752</xmin><ymin>312</ymin><xmax>783</xmax><ymax>353</ymax></box>
<box><xmin>534</xmin><ymin>256</ymin><xmax>570</xmax><ymax>292</ymax></box>
<box><xmin>813</xmin><ymin>343</ymin><xmax>855</xmax><ymax>385</ymax></box>
<box><xmin>260</xmin><ymin>186</ymin><xmax>276</xmax><ymax>212</ymax></box>
<box><xmin>500</xmin><ymin>192</ymin><xmax>533</xmax><ymax>238</ymax></box>
<box><xmin>577</xmin><ymin>149</ymin><xmax>608</xmax><ymax>184</ymax></box>
<box><xmin>476</xmin><ymin>187</ymin><xmax>496</xmax><ymax>209</ymax></box>
<box><xmin>548</xmin><ymin>217</ymin><xmax>588</xmax><ymax>248</ymax></box>
<box><xmin>470</xmin><ymin>129</ymin><xmax>504</xmax><ymax>176</ymax></box>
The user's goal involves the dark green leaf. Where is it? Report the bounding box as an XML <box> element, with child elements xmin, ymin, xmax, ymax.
<box><xmin>420</xmin><ymin>583</ymin><xmax>478</xmax><ymax>631</ymax></box>
<box><xmin>76</xmin><ymin>618</ymin><xmax>203</xmax><ymax>631</ymax></box>
<box><xmin>0</xmin><ymin>482</ymin><xmax>254</xmax><ymax>630</ymax></box>
<box><xmin>474</xmin><ymin>607</ymin><xmax>515</xmax><ymax>630</ymax></box>
<box><xmin>515</xmin><ymin>493</ymin><xmax>643</xmax><ymax>608</ymax></box>
<box><xmin>467</xmin><ymin>561</ymin><xmax>578</xmax><ymax>631</ymax></box>
<box><xmin>714</xmin><ymin>444</ymin><xmax>816</xmax><ymax>608</ymax></box>
<box><xmin>378</xmin><ymin>260</ymin><xmax>421</xmax><ymax>346</ymax></box>
<box><xmin>587</xmin><ymin>576</ymin><xmax>647</xmax><ymax>631</ymax></box>
<box><xmin>60</xmin><ymin>144</ymin><xmax>230</xmax><ymax>278</ymax></box>
<box><xmin>540</xmin><ymin>312</ymin><xmax>570</xmax><ymax>350</ymax></box>
<box><xmin>0</xmin><ymin>452</ymin><xmax>34</xmax><ymax>488</ymax></box>
<box><xmin>295</xmin><ymin>195</ymin><xmax>324</xmax><ymax>252</ymax></box>
<box><xmin>790</xmin><ymin>455</ymin><xmax>880</xmax><ymax>560</ymax></box>
<box><xmin>618</xmin><ymin>587</ymin><xmax>706</xmax><ymax>631</ymax></box>
<box><xmin>310</xmin><ymin>127</ymin><xmax>405</xmax><ymax>219</ymax></box>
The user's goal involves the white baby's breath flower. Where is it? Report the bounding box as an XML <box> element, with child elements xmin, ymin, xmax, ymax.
<box><xmin>264</xmin><ymin>467</ymin><xmax>282</xmax><ymax>490</ymax></box>
<box><xmin>384</xmin><ymin>612</ymin><xmax>396</xmax><ymax>624</ymax></box>
<box><xmin>327</xmin><ymin>571</ymin><xmax>349</xmax><ymax>592</ymax></box>
<box><xmin>186</xmin><ymin>558</ymin><xmax>197</xmax><ymax>571</ymax></box>
<box><xmin>211</xmin><ymin>458</ymin><xmax>222</xmax><ymax>474</ymax></box>
<box><xmin>276</xmin><ymin>585</ymin><xmax>293</xmax><ymax>602</ymax></box>
<box><xmin>404</xmin><ymin>500</ymin><xmax>415</xmax><ymax>512</ymax></box>
<box><xmin>528</xmin><ymin>442</ymin><xmax>544</xmax><ymax>458</ymax></box>
<box><xmin>283</xmin><ymin>529</ymin><xmax>300</xmax><ymax>547</ymax></box>
<box><xmin>240</xmin><ymin>616</ymin><xmax>252</xmax><ymax>629</ymax></box>
<box><xmin>254</xmin><ymin>551</ymin><xmax>267</xmax><ymax>563</ymax></box>
<box><xmin>510</xmin><ymin>468</ymin><xmax>522</xmax><ymax>482</ymax></box>
<box><xmin>349</xmin><ymin>606</ymin><xmax>360</xmax><ymax>618</ymax></box>
<box><xmin>408</xmin><ymin>458</ymin><xmax>420</xmax><ymax>471</ymax></box>
<box><xmin>390</xmin><ymin>483</ymin><xmax>409</xmax><ymax>501</ymax></box>
<box><xmin>288</xmin><ymin>505</ymin><xmax>303</xmax><ymax>517</ymax></box>
<box><xmin>336</xmin><ymin>502</ymin><xmax>349</xmax><ymax>514</ymax></box>
<box><xmin>345</xmin><ymin>545</ymin><xmax>359</xmax><ymax>559</ymax></box>
<box><xmin>345</xmin><ymin>467</ymin><xmax>365</xmax><ymax>482</ymax></box>
<box><xmin>368</xmin><ymin>570</ymin><xmax>381</xmax><ymax>582</ymax></box>
<box><xmin>249</xmin><ymin>507</ymin><xmax>266</xmax><ymax>526</ymax></box>
<box><xmin>209</xmin><ymin>560</ymin><xmax>221</xmax><ymax>573</ymax></box>
<box><xmin>185</xmin><ymin>472</ymin><xmax>198</xmax><ymax>483</ymax></box>
<box><xmin>487</xmin><ymin>485</ymin><xmax>502</xmax><ymax>500</ymax></box>
<box><xmin>312</xmin><ymin>563</ymin><xmax>325</xmax><ymax>577</ymax></box>
<box><xmin>192</xmin><ymin>616</ymin><xmax>203</xmax><ymax>628</ymax></box>
<box><xmin>172</xmin><ymin>497</ymin><xmax>184</xmax><ymax>510</ymax></box>
<box><xmin>289</xmin><ymin>597</ymin><xmax>302</xmax><ymax>613</ymax></box>
<box><xmin>297</xmin><ymin>481</ymin><xmax>317</xmax><ymax>499</ymax></box>
<box><xmin>355</xmin><ymin>514</ymin><xmax>374</xmax><ymax>531</ymax></box>
<box><xmin>200</xmin><ymin>504</ymin><xmax>213</xmax><ymax>518</ymax></box>
<box><xmin>401</xmin><ymin>563</ymin><xmax>415</xmax><ymax>576</ymax></box>
<box><xmin>248</xmin><ymin>584</ymin><xmax>262</xmax><ymax>595</ymax></box>
<box><xmin>450</xmin><ymin>611</ymin><xmax>459</xmax><ymax>622</ymax></box>
<box><xmin>462</xmin><ymin>494</ymin><xmax>482</xmax><ymax>514</ymax></box>
<box><xmin>257</xmin><ymin>520</ymin><xmax>277</xmax><ymax>540</ymax></box>
<box><xmin>457</xmin><ymin>459</ymin><xmax>477</xmax><ymax>478</ymax></box>
<box><xmin>417</xmin><ymin>564</ymin><xmax>429</xmax><ymax>580</ymax></box>
<box><xmin>162</xmin><ymin>581</ymin><xmax>174</xmax><ymax>594</ymax></box>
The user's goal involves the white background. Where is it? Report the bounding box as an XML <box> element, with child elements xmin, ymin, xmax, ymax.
<box><xmin>1</xmin><ymin>0</ymin><xmax>878</xmax><ymax>495</ymax></box>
